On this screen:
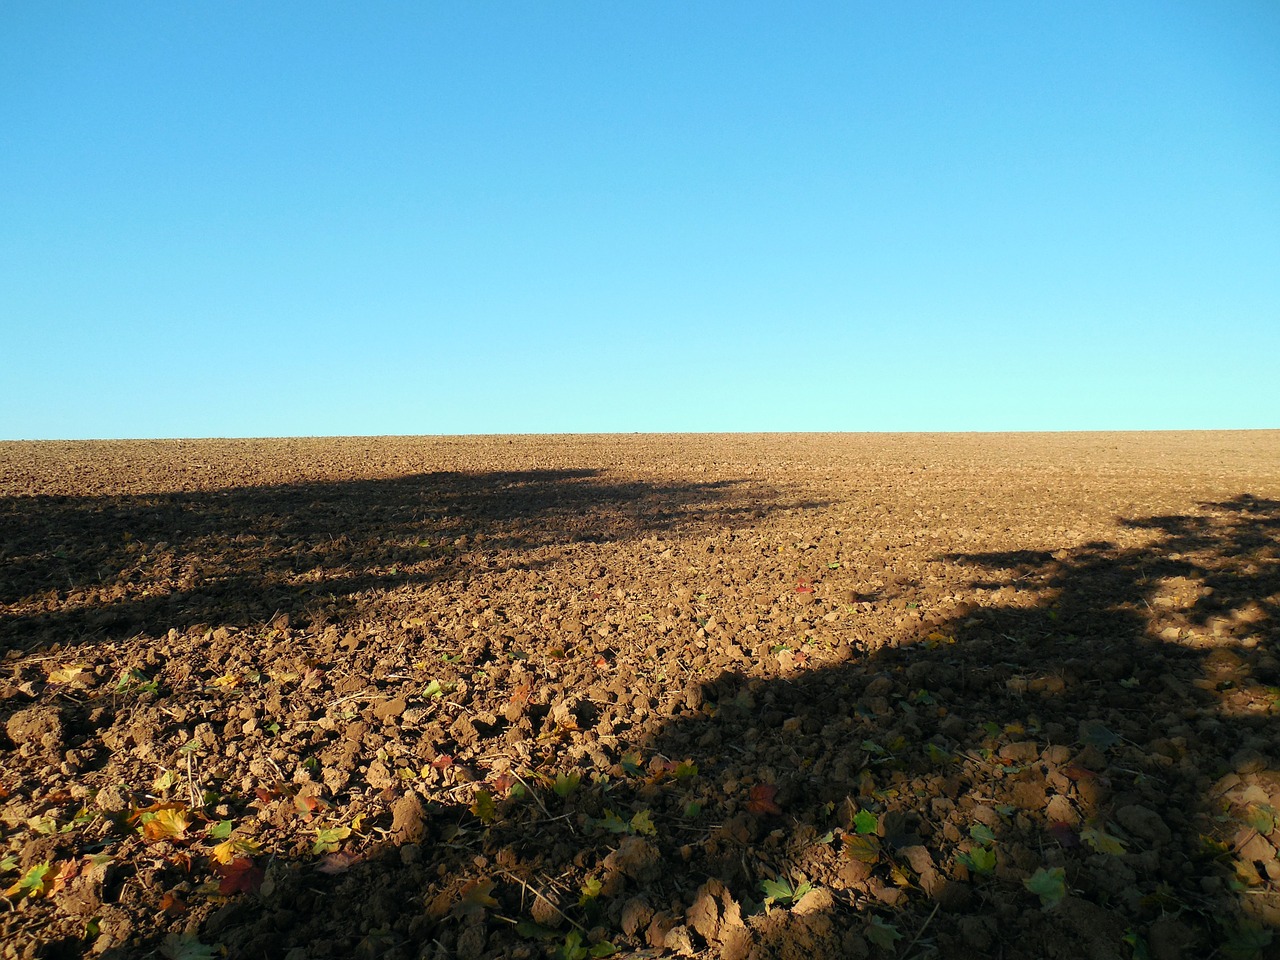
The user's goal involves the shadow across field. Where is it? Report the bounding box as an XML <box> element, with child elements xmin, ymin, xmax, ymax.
<box><xmin>638</xmin><ymin>492</ymin><xmax>1280</xmax><ymax>958</ymax></box>
<box><xmin>184</xmin><ymin>495</ymin><xmax>1280</xmax><ymax>960</ymax></box>
<box><xmin>0</xmin><ymin>468</ymin><xmax>815</xmax><ymax>653</ymax></box>
<box><xmin>5</xmin><ymin>475</ymin><xmax>1278</xmax><ymax>959</ymax></box>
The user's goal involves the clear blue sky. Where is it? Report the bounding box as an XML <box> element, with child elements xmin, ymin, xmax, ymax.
<box><xmin>3</xmin><ymin>2</ymin><xmax>1277</xmax><ymax>439</ymax></box>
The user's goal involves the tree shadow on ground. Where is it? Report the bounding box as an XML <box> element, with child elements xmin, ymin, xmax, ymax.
<box><xmin>0</xmin><ymin>469</ymin><xmax>815</xmax><ymax>654</ymax></box>
<box><xmin>210</xmin><ymin>493</ymin><xmax>1278</xmax><ymax>960</ymax></box>
<box><xmin>625</xmin><ymin>492</ymin><xmax>1280</xmax><ymax>959</ymax></box>
<box><xmin>8</xmin><ymin>489</ymin><xmax>1278</xmax><ymax>960</ymax></box>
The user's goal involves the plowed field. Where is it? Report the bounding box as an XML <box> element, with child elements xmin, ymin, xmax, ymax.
<box><xmin>2</xmin><ymin>433</ymin><xmax>1279</xmax><ymax>960</ymax></box>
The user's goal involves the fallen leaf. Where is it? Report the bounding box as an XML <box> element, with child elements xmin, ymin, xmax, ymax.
<box><xmin>142</xmin><ymin>808</ymin><xmax>191</xmax><ymax>842</ymax></box>
<box><xmin>160</xmin><ymin>891</ymin><xmax>188</xmax><ymax>916</ymax></box>
<box><xmin>216</xmin><ymin>857</ymin><xmax>264</xmax><ymax>895</ymax></box>
<box><xmin>295</xmin><ymin>795</ymin><xmax>330</xmax><ymax>818</ymax></box>
<box><xmin>747</xmin><ymin>784</ymin><xmax>782</xmax><ymax>816</ymax></box>
<box><xmin>3</xmin><ymin>861</ymin><xmax>52</xmax><ymax>900</ymax></box>
<box><xmin>48</xmin><ymin>859</ymin><xmax>79</xmax><ymax>896</ymax></box>
<box><xmin>211</xmin><ymin>838</ymin><xmax>261</xmax><ymax>865</ymax></box>
<box><xmin>1080</xmin><ymin>825</ymin><xmax>1126</xmax><ymax>855</ymax></box>
<box><xmin>471</xmin><ymin>790</ymin><xmax>496</xmax><ymax>824</ymax></box>
<box><xmin>315</xmin><ymin>851</ymin><xmax>360</xmax><ymax>875</ymax></box>
<box><xmin>47</xmin><ymin>665</ymin><xmax>88</xmax><ymax>684</ymax></box>
<box><xmin>867</xmin><ymin>916</ymin><xmax>902</xmax><ymax>949</ymax></box>
<box><xmin>844</xmin><ymin>833</ymin><xmax>881</xmax><ymax>863</ymax></box>
<box><xmin>1047</xmin><ymin>822</ymin><xmax>1079</xmax><ymax>848</ymax></box>
<box><xmin>1024</xmin><ymin>866</ymin><xmax>1067</xmax><ymax>908</ymax></box>
<box><xmin>630</xmin><ymin>809</ymin><xmax>656</xmax><ymax>836</ymax></box>
<box><xmin>969</xmin><ymin>823</ymin><xmax>996</xmax><ymax>845</ymax></box>
<box><xmin>311</xmin><ymin>826</ymin><xmax>351</xmax><ymax>854</ymax></box>
<box><xmin>454</xmin><ymin>879</ymin><xmax>498</xmax><ymax>917</ymax></box>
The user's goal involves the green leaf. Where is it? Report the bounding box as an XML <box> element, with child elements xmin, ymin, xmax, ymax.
<box><xmin>1122</xmin><ymin>930</ymin><xmax>1152</xmax><ymax>960</ymax></box>
<box><xmin>514</xmin><ymin>920</ymin><xmax>559</xmax><ymax>940</ymax></box>
<box><xmin>207</xmin><ymin>820</ymin><xmax>234</xmax><ymax>840</ymax></box>
<box><xmin>1024</xmin><ymin>866</ymin><xmax>1067</xmax><ymax>908</ymax></box>
<box><xmin>596</xmin><ymin>810</ymin><xmax>630</xmax><ymax>834</ymax></box>
<box><xmin>853</xmin><ymin>810</ymin><xmax>878</xmax><ymax>835</ymax></box>
<box><xmin>683</xmin><ymin>801</ymin><xmax>703</xmax><ymax>819</ymax></box>
<box><xmin>957</xmin><ymin>847</ymin><xmax>996</xmax><ymax>875</ymax></box>
<box><xmin>630</xmin><ymin>809</ymin><xmax>656</xmax><ymax>836</ymax></box>
<box><xmin>674</xmin><ymin>760</ymin><xmax>699</xmax><ymax>780</ymax></box>
<box><xmin>10</xmin><ymin>862</ymin><xmax>50</xmax><ymax>897</ymax></box>
<box><xmin>554</xmin><ymin>772</ymin><xmax>581</xmax><ymax>798</ymax></box>
<box><xmin>588</xmin><ymin>943</ymin><xmax>618</xmax><ymax>958</ymax></box>
<box><xmin>311</xmin><ymin>825</ymin><xmax>351</xmax><ymax>854</ymax></box>
<box><xmin>1220</xmin><ymin>922</ymin><xmax>1272</xmax><ymax>960</ymax></box>
<box><xmin>620</xmin><ymin>753</ymin><xmax>643</xmax><ymax>776</ymax></box>
<box><xmin>760</xmin><ymin>877</ymin><xmax>793</xmax><ymax>903</ymax></box>
<box><xmin>578</xmin><ymin>876</ymin><xmax>603</xmax><ymax>906</ymax></box>
<box><xmin>1081</xmin><ymin>826</ymin><xmax>1127</xmax><ymax>855</ymax></box>
<box><xmin>925</xmin><ymin>742</ymin><xmax>952</xmax><ymax>763</ymax></box>
<box><xmin>1243</xmin><ymin>804</ymin><xmax>1277</xmax><ymax>835</ymax></box>
<box><xmin>969</xmin><ymin>823</ymin><xmax>996</xmax><ymax>846</ymax></box>
<box><xmin>867</xmin><ymin>916</ymin><xmax>902</xmax><ymax>950</ymax></box>
<box><xmin>1079</xmin><ymin>721</ymin><xmax>1120</xmax><ymax>750</ymax></box>
<box><xmin>555</xmin><ymin>930</ymin><xmax>589</xmax><ymax>960</ymax></box>
<box><xmin>424</xmin><ymin>679</ymin><xmax>444</xmax><ymax>698</ymax></box>
<box><xmin>470</xmin><ymin>790</ymin><xmax>496</xmax><ymax>825</ymax></box>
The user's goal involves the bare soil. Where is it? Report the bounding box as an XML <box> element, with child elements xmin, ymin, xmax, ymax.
<box><xmin>2</xmin><ymin>433</ymin><xmax>1279</xmax><ymax>960</ymax></box>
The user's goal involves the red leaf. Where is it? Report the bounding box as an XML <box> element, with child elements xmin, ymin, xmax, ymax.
<box><xmin>1047</xmin><ymin>821</ymin><xmax>1079</xmax><ymax>848</ymax></box>
<box><xmin>216</xmin><ymin>858</ymin><xmax>264</xmax><ymax>895</ymax></box>
<box><xmin>430</xmin><ymin>754</ymin><xmax>454</xmax><ymax>770</ymax></box>
<box><xmin>747</xmin><ymin>784</ymin><xmax>782</xmax><ymax>816</ymax></box>
<box><xmin>159</xmin><ymin>891</ymin><xmax>188</xmax><ymax>916</ymax></box>
<box><xmin>491</xmin><ymin>773</ymin><xmax>515</xmax><ymax>795</ymax></box>
<box><xmin>795</xmin><ymin>580</ymin><xmax>814</xmax><ymax>594</ymax></box>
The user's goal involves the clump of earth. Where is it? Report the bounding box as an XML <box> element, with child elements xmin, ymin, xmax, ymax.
<box><xmin>2</xmin><ymin>433</ymin><xmax>1278</xmax><ymax>960</ymax></box>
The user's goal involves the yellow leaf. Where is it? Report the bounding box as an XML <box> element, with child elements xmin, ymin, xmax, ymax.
<box><xmin>47</xmin><ymin>665</ymin><xmax>88</xmax><ymax>684</ymax></box>
<box><xmin>141</xmin><ymin>808</ymin><xmax>190</xmax><ymax>841</ymax></box>
<box><xmin>4</xmin><ymin>862</ymin><xmax>53</xmax><ymax>899</ymax></box>
<box><xmin>211</xmin><ymin>838</ymin><xmax>261</xmax><ymax>864</ymax></box>
<box><xmin>1081</xmin><ymin>824</ymin><xmax>1127</xmax><ymax>856</ymax></box>
<box><xmin>210</xmin><ymin>673</ymin><xmax>241</xmax><ymax>689</ymax></box>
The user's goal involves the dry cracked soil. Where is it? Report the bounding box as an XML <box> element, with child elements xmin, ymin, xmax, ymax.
<box><xmin>2</xmin><ymin>432</ymin><xmax>1279</xmax><ymax>960</ymax></box>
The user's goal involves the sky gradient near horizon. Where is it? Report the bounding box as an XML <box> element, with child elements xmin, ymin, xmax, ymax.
<box><xmin>3</xmin><ymin>2</ymin><xmax>1278</xmax><ymax>439</ymax></box>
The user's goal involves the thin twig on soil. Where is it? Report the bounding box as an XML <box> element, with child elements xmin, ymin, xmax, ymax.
<box><xmin>510</xmin><ymin>770</ymin><xmax>572</xmax><ymax>833</ymax></box>
<box><xmin>496</xmin><ymin>868</ymin><xmax>586</xmax><ymax>934</ymax></box>
<box><xmin>901</xmin><ymin>900</ymin><xmax>941</xmax><ymax>959</ymax></box>
<box><xmin>186</xmin><ymin>751</ymin><xmax>199</xmax><ymax>808</ymax></box>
